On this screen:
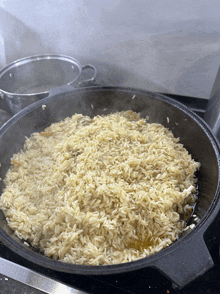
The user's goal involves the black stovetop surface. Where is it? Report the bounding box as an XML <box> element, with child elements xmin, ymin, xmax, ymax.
<box><xmin>1</xmin><ymin>94</ymin><xmax>220</xmax><ymax>294</ymax></box>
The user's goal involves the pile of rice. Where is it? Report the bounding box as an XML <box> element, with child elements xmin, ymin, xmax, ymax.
<box><xmin>0</xmin><ymin>110</ymin><xmax>200</xmax><ymax>265</ymax></box>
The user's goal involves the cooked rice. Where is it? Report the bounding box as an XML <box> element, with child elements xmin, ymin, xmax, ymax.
<box><xmin>0</xmin><ymin>111</ymin><xmax>200</xmax><ymax>265</ymax></box>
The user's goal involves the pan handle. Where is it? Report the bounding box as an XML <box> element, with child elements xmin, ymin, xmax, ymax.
<box><xmin>69</xmin><ymin>64</ymin><xmax>97</xmax><ymax>87</ymax></box>
<box><xmin>80</xmin><ymin>64</ymin><xmax>97</xmax><ymax>85</ymax></box>
<box><xmin>48</xmin><ymin>64</ymin><xmax>97</xmax><ymax>97</ymax></box>
<box><xmin>153</xmin><ymin>233</ymin><xmax>213</xmax><ymax>289</ymax></box>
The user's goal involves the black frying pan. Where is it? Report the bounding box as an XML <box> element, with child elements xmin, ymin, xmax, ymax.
<box><xmin>0</xmin><ymin>86</ymin><xmax>219</xmax><ymax>288</ymax></box>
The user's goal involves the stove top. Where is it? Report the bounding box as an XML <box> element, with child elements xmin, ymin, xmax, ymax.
<box><xmin>1</xmin><ymin>93</ymin><xmax>220</xmax><ymax>294</ymax></box>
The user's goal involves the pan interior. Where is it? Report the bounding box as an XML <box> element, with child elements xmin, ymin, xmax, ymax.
<box><xmin>0</xmin><ymin>87</ymin><xmax>219</xmax><ymax>270</ymax></box>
